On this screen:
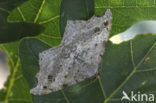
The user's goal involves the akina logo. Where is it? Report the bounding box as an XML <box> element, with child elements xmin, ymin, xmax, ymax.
<box><xmin>121</xmin><ymin>91</ymin><xmax>155</xmax><ymax>102</ymax></box>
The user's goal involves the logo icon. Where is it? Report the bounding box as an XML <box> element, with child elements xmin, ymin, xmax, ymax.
<box><xmin>121</xmin><ymin>91</ymin><xmax>130</xmax><ymax>101</ymax></box>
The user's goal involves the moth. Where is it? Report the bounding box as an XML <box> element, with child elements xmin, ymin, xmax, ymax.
<box><xmin>30</xmin><ymin>9</ymin><xmax>112</xmax><ymax>95</ymax></box>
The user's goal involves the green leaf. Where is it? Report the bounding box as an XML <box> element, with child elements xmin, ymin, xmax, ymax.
<box><xmin>0</xmin><ymin>0</ymin><xmax>27</xmax><ymax>18</ymax></box>
<box><xmin>0</xmin><ymin>89</ymin><xmax>6</xmax><ymax>101</ymax></box>
<box><xmin>8</xmin><ymin>0</ymin><xmax>62</xmax><ymax>46</ymax></box>
<box><xmin>0</xmin><ymin>42</ymin><xmax>33</xmax><ymax>103</ymax></box>
<box><xmin>0</xmin><ymin>0</ymin><xmax>62</xmax><ymax>102</ymax></box>
<box><xmin>95</xmin><ymin>0</ymin><xmax>156</xmax><ymax>37</ymax></box>
<box><xmin>59</xmin><ymin>0</ymin><xmax>94</xmax><ymax>36</ymax></box>
<box><xmin>101</xmin><ymin>34</ymin><xmax>156</xmax><ymax>103</ymax></box>
<box><xmin>0</xmin><ymin>0</ymin><xmax>42</xmax><ymax>43</ymax></box>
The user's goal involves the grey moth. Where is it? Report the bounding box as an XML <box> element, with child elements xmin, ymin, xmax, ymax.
<box><xmin>31</xmin><ymin>9</ymin><xmax>112</xmax><ymax>95</ymax></box>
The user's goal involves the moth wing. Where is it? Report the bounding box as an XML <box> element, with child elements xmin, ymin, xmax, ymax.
<box><xmin>39</xmin><ymin>46</ymin><xmax>62</xmax><ymax>70</ymax></box>
<box><xmin>62</xmin><ymin>20</ymin><xmax>87</xmax><ymax>45</ymax></box>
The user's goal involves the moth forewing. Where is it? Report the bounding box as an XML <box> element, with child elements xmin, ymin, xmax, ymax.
<box><xmin>30</xmin><ymin>9</ymin><xmax>112</xmax><ymax>95</ymax></box>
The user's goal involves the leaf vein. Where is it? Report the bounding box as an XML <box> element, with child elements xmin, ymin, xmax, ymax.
<box><xmin>4</xmin><ymin>58</ymin><xmax>20</xmax><ymax>103</ymax></box>
<box><xmin>14</xmin><ymin>75</ymin><xmax>23</xmax><ymax>81</ymax></box>
<box><xmin>0</xmin><ymin>7</ymin><xmax>10</xmax><ymax>14</ymax></box>
<box><xmin>39</xmin><ymin>15</ymin><xmax>60</xmax><ymax>24</ymax></box>
<box><xmin>84</xmin><ymin>0</ymin><xmax>89</xmax><ymax>19</ymax></box>
<box><xmin>61</xmin><ymin>90</ymin><xmax>70</xmax><ymax>103</ymax></box>
<box><xmin>40</xmin><ymin>34</ymin><xmax>61</xmax><ymax>39</ymax></box>
<box><xmin>26</xmin><ymin>41</ymin><xmax>38</xmax><ymax>62</ymax></box>
<box><xmin>109</xmin><ymin>98</ymin><xmax>121</xmax><ymax>101</ymax></box>
<box><xmin>130</xmin><ymin>40</ymin><xmax>136</xmax><ymax>67</ymax></box>
<box><xmin>98</xmin><ymin>77</ymin><xmax>107</xmax><ymax>99</ymax></box>
<box><xmin>17</xmin><ymin>7</ymin><xmax>26</xmax><ymax>21</ymax></box>
<box><xmin>8</xmin><ymin>98</ymin><xmax>32</xmax><ymax>102</ymax></box>
<box><xmin>136</xmin><ymin>42</ymin><xmax>156</xmax><ymax>68</ymax></box>
<box><xmin>136</xmin><ymin>67</ymin><xmax>156</xmax><ymax>73</ymax></box>
<box><xmin>0</xmin><ymin>45</ymin><xmax>14</xmax><ymax>67</ymax></box>
<box><xmin>104</xmin><ymin>42</ymin><xmax>156</xmax><ymax>103</ymax></box>
<box><xmin>77</xmin><ymin>78</ymin><xmax>97</xmax><ymax>91</ymax></box>
<box><xmin>95</xmin><ymin>6</ymin><xmax>156</xmax><ymax>9</ymax></box>
<box><xmin>34</xmin><ymin>0</ymin><xmax>46</xmax><ymax>23</ymax></box>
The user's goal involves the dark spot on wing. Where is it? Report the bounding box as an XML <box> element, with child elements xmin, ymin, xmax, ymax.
<box><xmin>63</xmin><ymin>83</ymin><xmax>68</xmax><ymax>88</ymax></box>
<box><xmin>95</xmin><ymin>43</ymin><xmax>98</xmax><ymax>46</ymax></box>
<box><xmin>64</xmin><ymin>75</ymin><xmax>68</xmax><ymax>78</ymax></box>
<box><xmin>100</xmin><ymin>54</ymin><xmax>103</xmax><ymax>58</ymax></box>
<box><xmin>94</xmin><ymin>27</ymin><xmax>100</xmax><ymax>33</ymax></box>
<box><xmin>75</xmin><ymin>79</ymin><xmax>78</xmax><ymax>82</ymax></box>
<box><xmin>96</xmin><ymin>14</ymin><xmax>103</xmax><ymax>17</ymax></box>
<box><xmin>49</xmin><ymin>89</ymin><xmax>53</xmax><ymax>91</ymax></box>
<box><xmin>104</xmin><ymin>21</ymin><xmax>109</xmax><ymax>26</ymax></box>
<box><xmin>106</xmin><ymin>27</ymin><xmax>109</xmax><ymax>31</ymax></box>
<box><xmin>49</xmin><ymin>80</ymin><xmax>52</xmax><ymax>82</ymax></box>
<box><xmin>48</xmin><ymin>75</ymin><xmax>53</xmax><ymax>80</ymax></box>
<box><xmin>43</xmin><ymin>86</ymin><xmax>47</xmax><ymax>89</ymax></box>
